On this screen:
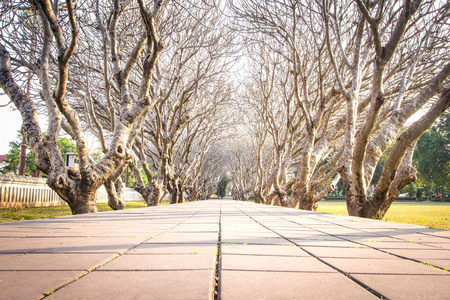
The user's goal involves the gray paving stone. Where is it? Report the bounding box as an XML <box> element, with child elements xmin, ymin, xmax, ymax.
<box><xmin>291</xmin><ymin>239</ymin><xmax>360</xmax><ymax>247</ymax></box>
<box><xmin>0</xmin><ymin>253</ymin><xmax>115</xmax><ymax>270</ymax></box>
<box><xmin>351</xmin><ymin>274</ymin><xmax>450</xmax><ymax>300</ymax></box>
<box><xmin>220</xmin><ymin>271</ymin><xmax>378</xmax><ymax>300</ymax></box>
<box><xmin>0</xmin><ymin>237</ymin><xmax>82</xmax><ymax>253</ymax></box>
<box><xmin>37</xmin><ymin>236</ymin><xmax>146</xmax><ymax>253</ymax></box>
<box><xmin>301</xmin><ymin>245</ymin><xmax>398</xmax><ymax>259</ymax></box>
<box><xmin>417</xmin><ymin>259</ymin><xmax>450</xmax><ymax>270</ymax></box>
<box><xmin>383</xmin><ymin>248</ymin><xmax>450</xmax><ymax>260</ymax></box>
<box><xmin>129</xmin><ymin>243</ymin><xmax>217</xmax><ymax>254</ymax></box>
<box><xmin>0</xmin><ymin>270</ymin><xmax>83</xmax><ymax>299</ymax></box>
<box><xmin>99</xmin><ymin>253</ymin><xmax>216</xmax><ymax>270</ymax></box>
<box><xmin>145</xmin><ymin>232</ymin><xmax>218</xmax><ymax>244</ymax></box>
<box><xmin>221</xmin><ymin>232</ymin><xmax>279</xmax><ymax>238</ymax></box>
<box><xmin>220</xmin><ymin>236</ymin><xmax>291</xmax><ymax>245</ymax></box>
<box><xmin>356</xmin><ymin>241</ymin><xmax>439</xmax><ymax>250</ymax></box>
<box><xmin>47</xmin><ymin>270</ymin><xmax>215</xmax><ymax>300</ymax></box>
<box><xmin>221</xmin><ymin>244</ymin><xmax>309</xmax><ymax>256</ymax></box>
<box><xmin>422</xmin><ymin>242</ymin><xmax>450</xmax><ymax>250</ymax></box>
<box><xmin>391</xmin><ymin>234</ymin><xmax>450</xmax><ymax>244</ymax></box>
<box><xmin>221</xmin><ymin>254</ymin><xmax>336</xmax><ymax>272</ymax></box>
<box><xmin>425</xmin><ymin>230</ymin><xmax>450</xmax><ymax>238</ymax></box>
<box><xmin>321</xmin><ymin>257</ymin><xmax>449</xmax><ymax>274</ymax></box>
<box><xmin>0</xmin><ymin>253</ymin><xmax>20</xmax><ymax>262</ymax></box>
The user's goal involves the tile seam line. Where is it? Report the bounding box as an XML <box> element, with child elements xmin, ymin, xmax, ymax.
<box><xmin>279</xmin><ymin>211</ymin><xmax>450</xmax><ymax>273</ymax></box>
<box><xmin>221</xmin><ymin>269</ymin><xmax>336</xmax><ymax>273</ymax></box>
<box><xmin>213</xmin><ymin>201</ymin><xmax>222</xmax><ymax>300</ymax></box>
<box><xmin>233</xmin><ymin>204</ymin><xmax>389</xmax><ymax>300</ymax></box>
<box><xmin>36</xmin><ymin>204</ymin><xmax>210</xmax><ymax>300</ymax></box>
<box><xmin>284</xmin><ymin>211</ymin><xmax>450</xmax><ymax>247</ymax></box>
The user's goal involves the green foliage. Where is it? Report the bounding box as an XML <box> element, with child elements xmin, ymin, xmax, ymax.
<box><xmin>2</xmin><ymin>131</ymin><xmax>38</xmax><ymax>176</ymax></box>
<box><xmin>1</xmin><ymin>132</ymin><xmax>76</xmax><ymax>177</ymax></box>
<box><xmin>217</xmin><ymin>174</ymin><xmax>231</xmax><ymax>198</ymax></box>
<box><xmin>58</xmin><ymin>137</ymin><xmax>77</xmax><ymax>163</ymax></box>
<box><xmin>120</xmin><ymin>166</ymin><xmax>148</xmax><ymax>188</ymax></box>
<box><xmin>400</xmin><ymin>182</ymin><xmax>417</xmax><ymax>197</ymax></box>
<box><xmin>370</xmin><ymin>146</ymin><xmax>392</xmax><ymax>186</ymax></box>
<box><xmin>90</xmin><ymin>148</ymin><xmax>105</xmax><ymax>163</ymax></box>
<box><xmin>414</xmin><ymin>113</ymin><xmax>450</xmax><ymax>188</ymax></box>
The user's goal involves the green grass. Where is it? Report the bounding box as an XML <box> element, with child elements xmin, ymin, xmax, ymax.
<box><xmin>316</xmin><ymin>201</ymin><xmax>450</xmax><ymax>230</ymax></box>
<box><xmin>0</xmin><ymin>201</ymin><xmax>147</xmax><ymax>223</ymax></box>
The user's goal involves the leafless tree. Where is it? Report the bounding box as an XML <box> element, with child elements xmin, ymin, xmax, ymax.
<box><xmin>229</xmin><ymin>0</ymin><xmax>450</xmax><ymax>218</ymax></box>
<box><xmin>0</xmin><ymin>0</ymin><xmax>167</xmax><ymax>214</ymax></box>
<box><xmin>129</xmin><ymin>1</ymin><xmax>237</xmax><ymax>205</ymax></box>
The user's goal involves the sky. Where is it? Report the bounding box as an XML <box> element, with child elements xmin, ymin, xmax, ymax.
<box><xmin>0</xmin><ymin>95</ymin><xmax>23</xmax><ymax>154</ymax></box>
<box><xmin>0</xmin><ymin>94</ymin><xmax>50</xmax><ymax>154</ymax></box>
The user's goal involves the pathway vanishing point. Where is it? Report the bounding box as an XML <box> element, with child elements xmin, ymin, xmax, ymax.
<box><xmin>0</xmin><ymin>200</ymin><xmax>449</xmax><ymax>299</ymax></box>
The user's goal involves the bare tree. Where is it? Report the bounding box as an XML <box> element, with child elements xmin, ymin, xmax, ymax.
<box><xmin>129</xmin><ymin>1</ymin><xmax>236</xmax><ymax>205</ymax></box>
<box><xmin>0</xmin><ymin>0</ymin><xmax>167</xmax><ymax>214</ymax></box>
<box><xmin>323</xmin><ymin>0</ymin><xmax>450</xmax><ymax>218</ymax></box>
<box><xmin>229</xmin><ymin>0</ymin><xmax>450</xmax><ymax>218</ymax></box>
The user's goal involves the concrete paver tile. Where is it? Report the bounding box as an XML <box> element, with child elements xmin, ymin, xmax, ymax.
<box><xmin>357</xmin><ymin>241</ymin><xmax>439</xmax><ymax>250</ymax></box>
<box><xmin>301</xmin><ymin>246</ymin><xmax>396</xmax><ymax>259</ymax></box>
<box><xmin>321</xmin><ymin>257</ymin><xmax>448</xmax><ymax>274</ymax></box>
<box><xmin>389</xmin><ymin>234</ymin><xmax>450</xmax><ymax>244</ymax></box>
<box><xmin>351</xmin><ymin>274</ymin><xmax>450</xmax><ymax>300</ymax></box>
<box><xmin>0</xmin><ymin>270</ymin><xmax>83</xmax><ymax>299</ymax></box>
<box><xmin>416</xmin><ymin>259</ymin><xmax>450</xmax><ymax>270</ymax></box>
<box><xmin>220</xmin><ymin>270</ymin><xmax>378</xmax><ymax>300</ymax></box>
<box><xmin>422</xmin><ymin>243</ymin><xmax>450</xmax><ymax>250</ymax></box>
<box><xmin>37</xmin><ymin>236</ymin><xmax>146</xmax><ymax>253</ymax></box>
<box><xmin>0</xmin><ymin>253</ymin><xmax>20</xmax><ymax>262</ymax></box>
<box><xmin>220</xmin><ymin>237</ymin><xmax>291</xmax><ymax>245</ymax></box>
<box><xmin>0</xmin><ymin>237</ymin><xmax>83</xmax><ymax>253</ymax></box>
<box><xmin>281</xmin><ymin>234</ymin><xmax>343</xmax><ymax>241</ymax></box>
<box><xmin>291</xmin><ymin>239</ymin><xmax>360</xmax><ymax>247</ymax></box>
<box><xmin>382</xmin><ymin>248</ymin><xmax>450</xmax><ymax>260</ymax></box>
<box><xmin>425</xmin><ymin>231</ymin><xmax>450</xmax><ymax>238</ymax></box>
<box><xmin>48</xmin><ymin>270</ymin><xmax>215</xmax><ymax>300</ymax></box>
<box><xmin>99</xmin><ymin>253</ymin><xmax>216</xmax><ymax>270</ymax></box>
<box><xmin>0</xmin><ymin>253</ymin><xmax>115</xmax><ymax>271</ymax></box>
<box><xmin>221</xmin><ymin>244</ymin><xmax>309</xmax><ymax>256</ymax></box>
<box><xmin>221</xmin><ymin>254</ymin><xmax>336</xmax><ymax>272</ymax></box>
<box><xmin>129</xmin><ymin>243</ymin><xmax>217</xmax><ymax>254</ymax></box>
<box><xmin>145</xmin><ymin>233</ymin><xmax>218</xmax><ymax>244</ymax></box>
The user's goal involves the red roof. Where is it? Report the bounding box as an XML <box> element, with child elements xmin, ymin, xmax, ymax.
<box><xmin>0</xmin><ymin>155</ymin><xmax>6</xmax><ymax>162</ymax></box>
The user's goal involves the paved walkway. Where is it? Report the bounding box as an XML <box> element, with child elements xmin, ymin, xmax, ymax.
<box><xmin>0</xmin><ymin>200</ymin><xmax>449</xmax><ymax>299</ymax></box>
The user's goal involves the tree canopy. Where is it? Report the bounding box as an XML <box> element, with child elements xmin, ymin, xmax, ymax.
<box><xmin>1</xmin><ymin>0</ymin><xmax>449</xmax><ymax>217</ymax></box>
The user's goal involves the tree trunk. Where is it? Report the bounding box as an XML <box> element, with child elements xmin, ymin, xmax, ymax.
<box><xmin>177</xmin><ymin>184</ymin><xmax>185</xmax><ymax>203</ymax></box>
<box><xmin>68</xmin><ymin>192</ymin><xmax>97</xmax><ymax>214</ymax></box>
<box><xmin>189</xmin><ymin>189</ymin><xmax>199</xmax><ymax>202</ymax></box>
<box><xmin>104</xmin><ymin>177</ymin><xmax>126</xmax><ymax>210</ymax></box>
<box><xmin>254</xmin><ymin>189</ymin><xmax>263</xmax><ymax>204</ymax></box>
<box><xmin>49</xmin><ymin>175</ymin><xmax>99</xmax><ymax>215</ymax></box>
<box><xmin>148</xmin><ymin>181</ymin><xmax>162</xmax><ymax>206</ymax></box>
<box><xmin>170</xmin><ymin>186</ymin><xmax>179</xmax><ymax>204</ymax></box>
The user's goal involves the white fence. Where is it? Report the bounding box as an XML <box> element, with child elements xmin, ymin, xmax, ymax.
<box><xmin>0</xmin><ymin>174</ymin><xmax>143</xmax><ymax>209</ymax></box>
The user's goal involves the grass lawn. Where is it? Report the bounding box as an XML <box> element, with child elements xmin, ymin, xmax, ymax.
<box><xmin>316</xmin><ymin>201</ymin><xmax>450</xmax><ymax>230</ymax></box>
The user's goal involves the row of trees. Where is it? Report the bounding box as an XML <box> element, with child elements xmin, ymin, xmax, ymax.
<box><xmin>0</xmin><ymin>0</ymin><xmax>234</xmax><ymax>213</ymax></box>
<box><xmin>227</xmin><ymin>0</ymin><xmax>450</xmax><ymax>218</ymax></box>
<box><xmin>1</xmin><ymin>0</ymin><xmax>449</xmax><ymax>218</ymax></box>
